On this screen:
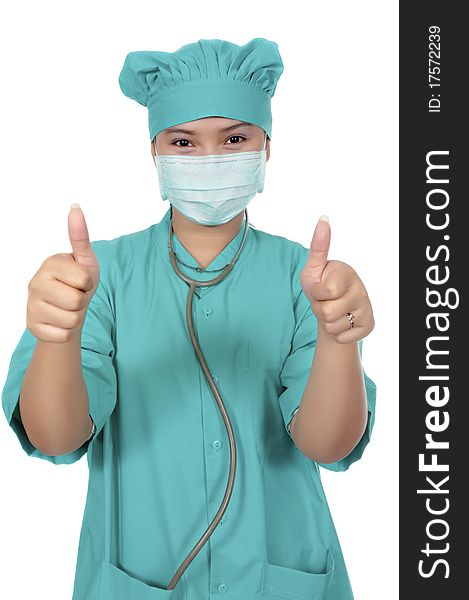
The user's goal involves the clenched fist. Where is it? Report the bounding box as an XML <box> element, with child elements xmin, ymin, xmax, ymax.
<box><xmin>26</xmin><ymin>204</ymin><xmax>100</xmax><ymax>343</ymax></box>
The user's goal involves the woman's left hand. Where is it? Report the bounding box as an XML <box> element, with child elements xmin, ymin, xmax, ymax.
<box><xmin>300</xmin><ymin>216</ymin><xmax>375</xmax><ymax>344</ymax></box>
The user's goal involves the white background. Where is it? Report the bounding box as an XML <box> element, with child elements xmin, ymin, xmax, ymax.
<box><xmin>0</xmin><ymin>1</ymin><xmax>398</xmax><ymax>598</ymax></box>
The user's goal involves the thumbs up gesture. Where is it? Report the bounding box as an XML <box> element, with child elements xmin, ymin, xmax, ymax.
<box><xmin>26</xmin><ymin>204</ymin><xmax>100</xmax><ymax>343</ymax></box>
<box><xmin>300</xmin><ymin>216</ymin><xmax>375</xmax><ymax>344</ymax></box>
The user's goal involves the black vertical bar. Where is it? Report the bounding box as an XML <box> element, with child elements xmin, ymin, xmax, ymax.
<box><xmin>400</xmin><ymin>2</ymin><xmax>467</xmax><ymax>597</ymax></box>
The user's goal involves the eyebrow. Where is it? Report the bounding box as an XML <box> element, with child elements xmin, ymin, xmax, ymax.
<box><xmin>163</xmin><ymin>121</ymin><xmax>255</xmax><ymax>135</ymax></box>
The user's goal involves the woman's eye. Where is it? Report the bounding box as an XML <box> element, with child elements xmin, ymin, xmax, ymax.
<box><xmin>226</xmin><ymin>135</ymin><xmax>245</xmax><ymax>144</ymax></box>
<box><xmin>172</xmin><ymin>139</ymin><xmax>193</xmax><ymax>147</ymax></box>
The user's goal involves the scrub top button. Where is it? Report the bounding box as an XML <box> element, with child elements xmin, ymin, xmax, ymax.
<box><xmin>203</xmin><ymin>306</ymin><xmax>213</xmax><ymax>316</ymax></box>
<box><xmin>212</xmin><ymin>440</ymin><xmax>223</xmax><ymax>450</ymax></box>
<box><xmin>212</xmin><ymin>375</ymin><xmax>219</xmax><ymax>383</ymax></box>
<box><xmin>217</xmin><ymin>582</ymin><xmax>228</xmax><ymax>593</ymax></box>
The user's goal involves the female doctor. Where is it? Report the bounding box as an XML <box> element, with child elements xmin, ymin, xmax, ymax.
<box><xmin>2</xmin><ymin>37</ymin><xmax>377</xmax><ymax>600</ymax></box>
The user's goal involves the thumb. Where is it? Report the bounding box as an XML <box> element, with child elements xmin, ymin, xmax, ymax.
<box><xmin>304</xmin><ymin>215</ymin><xmax>331</xmax><ymax>283</ymax></box>
<box><xmin>68</xmin><ymin>203</ymin><xmax>97</xmax><ymax>268</ymax></box>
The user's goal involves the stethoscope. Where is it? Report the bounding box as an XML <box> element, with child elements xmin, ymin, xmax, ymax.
<box><xmin>165</xmin><ymin>205</ymin><xmax>251</xmax><ymax>590</ymax></box>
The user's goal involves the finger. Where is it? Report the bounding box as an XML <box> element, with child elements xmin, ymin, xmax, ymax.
<box><xmin>41</xmin><ymin>278</ymin><xmax>90</xmax><ymax>311</ymax></box>
<box><xmin>48</xmin><ymin>255</ymin><xmax>95</xmax><ymax>294</ymax></box>
<box><xmin>334</xmin><ymin>325</ymin><xmax>367</xmax><ymax>345</ymax></box>
<box><xmin>307</xmin><ymin>263</ymin><xmax>353</xmax><ymax>301</ymax></box>
<box><xmin>304</xmin><ymin>216</ymin><xmax>331</xmax><ymax>283</ymax></box>
<box><xmin>310</xmin><ymin>287</ymin><xmax>356</xmax><ymax>323</ymax></box>
<box><xmin>68</xmin><ymin>204</ymin><xmax>94</xmax><ymax>262</ymax></box>
<box><xmin>317</xmin><ymin>305</ymin><xmax>363</xmax><ymax>336</ymax></box>
<box><xmin>36</xmin><ymin>299</ymin><xmax>84</xmax><ymax>330</ymax></box>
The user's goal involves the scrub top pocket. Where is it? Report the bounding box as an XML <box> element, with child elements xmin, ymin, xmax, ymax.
<box><xmin>260</xmin><ymin>548</ymin><xmax>334</xmax><ymax>600</ymax></box>
<box><xmin>98</xmin><ymin>560</ymin><xmax>187</xmax><ymax>600</ymax></box>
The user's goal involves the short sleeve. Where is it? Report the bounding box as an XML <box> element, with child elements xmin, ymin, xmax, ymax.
<box><xmin>278</xmin><ymin>288</ymin><xmax>377</xmax><ymax>472</ymax></box>
<box><xmin>1</xmin><ymin>240</ymin><xmax>117</xmax><ymax>465</ymax></box>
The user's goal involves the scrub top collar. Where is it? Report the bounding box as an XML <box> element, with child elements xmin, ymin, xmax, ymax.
<box><xmin>153</xmin><ymin>206</ymin><xmax>255</xmax><ymax>285</ymax></box>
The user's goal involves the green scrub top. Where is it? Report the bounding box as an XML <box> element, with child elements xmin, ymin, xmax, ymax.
<box><xmin>2</xmin><ymin>207</ymin><xmax>377</xmax><ymax>600</ymax></box>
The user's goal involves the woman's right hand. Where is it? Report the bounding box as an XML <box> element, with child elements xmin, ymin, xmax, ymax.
<box><xmin>26</xmin><ymin>205</ymin><xmax>101</xmax><ymax>343</ymax></box>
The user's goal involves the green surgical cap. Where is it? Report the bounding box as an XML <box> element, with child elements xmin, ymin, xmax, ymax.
<box><xmin>118</xmin><ymin>37</ymin><xmax>284</xmax><ymax>141</ymax></box>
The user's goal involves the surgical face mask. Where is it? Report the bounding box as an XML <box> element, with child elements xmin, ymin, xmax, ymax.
<box><xmin>153</xmin><ymin>133</ymin><xmax>267</xmax><ymax>226</ymax></box>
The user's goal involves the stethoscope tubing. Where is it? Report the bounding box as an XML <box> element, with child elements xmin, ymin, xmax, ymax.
<box><xmin>165</xmin><ymin>207</ymin><xmax>250</xmax><ymax>590</ymax></box>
